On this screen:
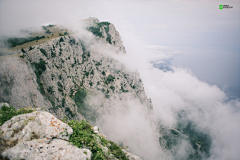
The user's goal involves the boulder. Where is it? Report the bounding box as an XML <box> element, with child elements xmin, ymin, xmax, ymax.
<box><xmin>0</xmin><ymin>111</ymin><xmax>91</xmax><ymax>160</ymax></box>
<box><xmin>2</xmin><ymin>139</ymin><xmax>91</xmax><ymax>160</ymax></box>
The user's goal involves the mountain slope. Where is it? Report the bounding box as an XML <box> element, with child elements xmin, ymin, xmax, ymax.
<box><xmin>0</xmin><ymin>17</ymin><xmax>153</xmax><ymax>124</ymax></box>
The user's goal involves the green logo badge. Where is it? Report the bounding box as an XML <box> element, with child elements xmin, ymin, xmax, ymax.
<box><xmin>219</xmin><ymin>5</ymin><xmax>223</xmax><ymax>9</ymax></box>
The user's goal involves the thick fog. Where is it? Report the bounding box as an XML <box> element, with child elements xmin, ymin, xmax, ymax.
<box><xmin>0</xmin><ymin>0</ymin><xmax>240</xmax><ymax>159</ymax></box>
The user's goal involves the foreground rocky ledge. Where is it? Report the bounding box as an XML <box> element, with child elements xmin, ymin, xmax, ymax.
<box><xmin>0</xmin><ymin>110</ymin><xmax>91</xmax><ymax>160</ymax></box>
<box><xmin>0</xmin><ymin>105</ymin><xmax>141</xmax><ymax>160</ymax></box>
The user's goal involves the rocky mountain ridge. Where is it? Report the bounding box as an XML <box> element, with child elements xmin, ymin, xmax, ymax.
<box><xmin>0</xmin><ymin>17</ymin><xmax>153</xmax><ymax>123</ymax></box>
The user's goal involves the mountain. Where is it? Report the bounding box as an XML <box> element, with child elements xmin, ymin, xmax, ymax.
<box><xmin>0</xmin><ymin>17</ymin><xmax>153</xmax><ymax>159</ymax></box>
<box><xmin>0</xmin><ymin>17</ymin><xmax>153</xmax><ymax>123</ymax></box>
<box><xmin>0</xmin><ymin>17</ymin><xmax>212</xmax><ymax>160</ymax></box>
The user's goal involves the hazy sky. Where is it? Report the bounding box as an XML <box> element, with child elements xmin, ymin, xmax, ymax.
<box><xmin>0</xmin><ymin>0</ymin><xmax>239</xmax><ymax>90</ymax></box>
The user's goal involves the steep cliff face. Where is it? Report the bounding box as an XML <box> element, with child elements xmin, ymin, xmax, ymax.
<box><xmin>0</xmin><ymin>18</ymin><xmax>153</xmax><ymax>123</ymax></box>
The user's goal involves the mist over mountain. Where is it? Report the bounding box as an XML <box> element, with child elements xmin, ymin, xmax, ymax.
<box><xmin>0</xmin><ymin>0</ymin><xmax>240</xmax><ymax>160</ymax></box>
<box><xmin>0</xmin><ymin>16</ymin><xmax>239</xmax><ymax>160</ymax></box>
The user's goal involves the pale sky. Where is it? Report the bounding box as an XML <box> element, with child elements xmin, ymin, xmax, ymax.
<box><xmin>0</xmin><ymin>0</ymin><xmax>239</xmax><ymax>89</ymax></box>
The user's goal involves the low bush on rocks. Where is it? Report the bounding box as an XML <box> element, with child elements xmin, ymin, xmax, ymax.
<box><xmin>62</xmin><ymin>119</ymin><xmax>129</xmax><ymax>160</ymax></box>
<box><xmin>0</xmin><ymin>105</ymin><xmax>35</xmax><ymax>126</ymax></box>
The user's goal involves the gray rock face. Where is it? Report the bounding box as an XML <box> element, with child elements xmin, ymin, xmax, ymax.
<box><xmin>0</xmin><ymin>111</ymin><xmax>91</xmax><ymax>160</ymax></box>
<box><xmin>2</xmin><ymin>139</ymin><xmax>91</xmax><ymax>160</ymax></box>
<box><xmin>0</xmin><ymin>111</ymin><xmax>72</xmax><ymax>152</ymax></box>
<box><xmin>0</xmin><ymin>56</ymin><xmax>52</xmax><ymax>110</ymax></box>
<box><xmin>123</xmin><ymin>150</ymin><xmax>142</xmax><ymax>160</ymax></box>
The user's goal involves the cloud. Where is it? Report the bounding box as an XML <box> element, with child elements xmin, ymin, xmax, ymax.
<box><xmin>102</xmin><ymin>24</ymin><xmax>240</xmax><ymax>159</ymax></box>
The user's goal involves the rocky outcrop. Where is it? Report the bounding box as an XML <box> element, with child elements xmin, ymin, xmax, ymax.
<box><xmin>0</xmin><ymin>105</ymin><xmax>141</xmax><ymax>160</ymax></box>
<box><xmin>0</xmin><ymin>110</ymin><xmax>91</xmax><ymax>160</ymax></box>
<box><xmin>2</xmin><ymin>139</ymin><xmax>91</xmax><ymax>160</ymax></box>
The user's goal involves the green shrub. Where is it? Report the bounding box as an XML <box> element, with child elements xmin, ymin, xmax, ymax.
<box><xmin>0</xmin><ymin>105</ymin><xmax>34</xmax><ymax>126</ymax></box>
<box><xmin>21</xmin><ymin>48</ymin><xmax>26</xmax><ymax>53</ymax></box>
<box><xmin>98</xmin><ymin>22</ymin><xmax>110</xmax><ymax>28</ymax></box>
<box><xmin>51</xmin><ymin>74</ymin><xmax>55</xmax><ymax>80</ymax></box>
<box><xmin>45</xmin><ymin>30</ymin><xmax>51</xmax><ymax>34</ymax></box>
<box><xmin>46</xmin><ymin>95</ymin><xmax>55</xmax><ymax>107</ymax></box>
<box><xmin>62</xmin><ymin>97</ymin><xmax>65</xmax><ymax>107</ymax></box>
<box><xmin>58</xmin><ymin>74</ymin><xmax>62</xmax><ymax>80</ymax></box>
<box><xmin>73</xmin><ymin>88</ymin><xmax>87</xmax><ymax>109</ymax></box>
<box><xmin>65</xmin><ymin>107</ymin><xmax>75</xmax><ymax>117</ymax></box>
<box><xmin>59</xmin><ymin>37</ymin><xmax>64</xmax><ymax>42</ymax></box>
<box><xmin>106</xmin><ymin>34</ymin><xmax>112</xmax><ymax>44</ymax></box>
<box><xmin>110</xmin><ymin>86</ymin><xmax>115</xmax><ymax>91</ymax></box>
<box><xmin>20</xmin><ymin>54</ymin><xmax>25</xmax><ymax>58</ymax></box>
<box><xmin>57</xmin><ymin>82</ymin><xmax>63</xmax><ymax>93</ymax></box>
<box><xmin>105</xmin><ymin>75</ymin><xmax>115</xmax><ymax>85</ymax></box>
<box><xmin>90</xmin><ymin>70</ymin><xmax>94</xmax><ymax>75</ymax></box>
<box><xmin>47</xmin><ymin>86</ymin><xmax>54</xmax><ymax>94</ymax></box>
<box><xmin>95</xmin><ymin>62</ymin><xmax>101</xmax><ymax>66</ymax></box>
<box><xmin>31</xmin><ymin>59</ymin><xmax>47</xmax><ymax>95</ymax></box>
<box><xmin>102</xmin><ymin>71</ymin><xmax>106</xmax><ymax>76</ymax></box>
<box><xmin>51</xmin><ymin>49</ymin><xmax>56</xmax><ymax>58</ymax></box>
<box><xmin>69</xmin><ymin>39</ymin><xmax>75</xmax><ymax>44</ymax></box>
<box><xmin>109</xmin><ymin>141</ymin><xmax>128</xmax><ymax>159</ymax></box>
<box><xmin>63</xmin><ymin>119</ymin><xmax>128</xmax><ymax>160</ymax></box>
<box><xmin>101</xmin><ymin>88</ymin><xmax>105</xmax><ymax>93</ymax></box>
<box><xmin>42</xmin><ymin>24</ymin><xmax>55</xmax><ymax>30</ymax></box>
<box><xmin>87</xmin><ymin>26</ymin><xmax>102</xmax><ymax>37</ymax></box>
<box><xmin>7</xmin><ymin>35</ymin><xmax>45</xmax><ymax>47</ymax></box>
<box><xmin>87</xmin><ymin>22</ymin><xmax>111</xmax><ymax>38</ymax></box>
<box><xmin>120</xmin><ymin>86</ymin><xmax>129</xmax><ymax>93</ymax></box>
<box><xmin>40</xmin><ymin>48</ymin><xmax>47</xmax><ymax>57</ymax></box>
<box><xmin>29</xmin><ymin>46</ymin><xmax>34</xmax><ymax>51</ymax></box>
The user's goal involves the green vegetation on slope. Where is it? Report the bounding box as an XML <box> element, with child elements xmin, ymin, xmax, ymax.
<box><xmin>0</xmin><ymin>105</ymin><xmax>34</xmax><ymax>126</ymax></box>
<box><xmin>63</xmin><ymin>119</ymin><xmax>129</xmax><ymax>160</ymax></box>
<box><xmin>159</xmin><ymin>120</ymin><xmax>212</xmax><ymax>160</ymax></box>
<box><xmin>176</xmin><ymin>121</ymin><xmax>212</xmax><ymax>155</ymax></box>
<box><xmin>31</xmin><ymin>59</ymin><xmax>56</xmax><ymax>109</ymax></box>
<box><xmin>105</xmin><ymin>75</ymin><xmax>115</xmax><ymax>85</ymax></box>
<box><xmin>72</xmin><ymin>88</ymin><xmax>97</xmax><ymax>122</ymax></box>
<box><xmin>87</xmin><ymin>22</ymin><xmax>112</xmax><ymax>44</ymax></box>
<box><xmin>7</xmin><ymin>36</ymin><xmax>45</xmax><ymax>47</ymax></box>
<box><xmin>31</xmin><ymin>58</ymin><xmax>47</xmax><ymax>95</ymax></box>
<box><xmin>42</xmin><ymin>24</ymin><xmax>56</xmax><ymax>30</ymax></box>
